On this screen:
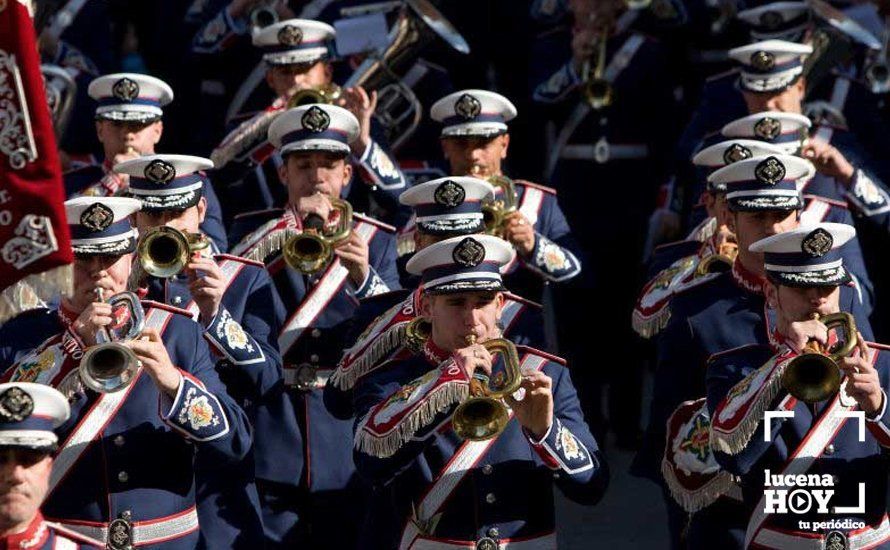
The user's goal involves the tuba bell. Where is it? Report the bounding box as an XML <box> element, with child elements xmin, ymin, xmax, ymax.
<box><xmin>452</xmin><ymin>335</ymin><xmax>523</xmax><ymax>441</ymax></box>
<box><xmin>283</xmin><ymin>198</ymin><xmax>353</xmax><ymax>274</ymax></box>
<box><xmin>80</xmin><ymin>290</ymin><xmax>144</xmax><ymax>394</ymax></box>
<box><xmin>138</xmin><ymin>227</ymin><xmax>211</xmax><ymax>279</ymax></box>
<box><xmin>782</xmin><ymin>312</ymin><xmax>858</xmax><ymax>404</ymax></box>
<box><xmin>480</xmin><ymin>174</ymin><xmax>518</xmax><ymax>236</ymax></box>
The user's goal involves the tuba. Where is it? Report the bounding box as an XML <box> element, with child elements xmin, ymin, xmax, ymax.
<box><xmin>342</xmin><ymin>0</ymin><xmax>470</xmax><ymax>152</ymax></box>
<box><xmin>479</xmin><ymin>173</ymin><xmax>518</xmax><ymax>236</ymax></box>
<box><xmin>80</xmin><ymin>290</ymin><xmax>144</xmax><ymax>394</ymax></box>
<box><xmin>581</xmin><ymin>32</ymin><xmax>613</xmax><ymax>110</ymax></box>
<box><xmin>452</xmin><ymin>335</ymin><xmax>523</xmax><ymax>441</ymax></box>
<box><xmin>696</xmin><ymin>240</ymin><xmax>738</xmax><ymax>277</ymax></box>
<box><xmin>138</xmin><ymin>227</ymin><xmax>211</xmax><ymax>279</ymax></box>
<box><xmin>283</xmin><ymin>198</ymin><xmax>353</xmax><ymax>274</ymax></box>
<box><xmin>782</xmin><ymin>312</ymin><xmax>858</xmax><ymax>404</ymax></box>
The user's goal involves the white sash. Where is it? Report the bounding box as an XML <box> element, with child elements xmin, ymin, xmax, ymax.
<box><xmin>183</xmin><ymin>258</ymin><xmax>246</xmax><ymax>319</ymax></box>
<box><xmin>500</xmin><ymin>300</ymin><xmax>524</xmax><ymax>333</ymax></box>
<box><xmin>398</xmin><ymin>354</ymin><xmax>547</xmax><ymax>550</ymax></box>
<box><xmin>744</xmin><ymin>394</ymin><xmax>854</xmax><ymax>548</ymax></box>
<box><xmin>518</xmin><ymin>188</ymin><xmax>544</xmax><ymax>227</ymax></box>
<box><xmin>48</xmin><ymin>307</ymin><xmax>173</xmax><ymax>495</ymax></box>
<box><xmin>278</xmin><ymin>221</ymin><xmax>377</xmax><ymax>356</ymax></box>
<box><xmin>801</xmin><ymin>198</ymin><xmax>831</xmax><ymax>225</ymax></box>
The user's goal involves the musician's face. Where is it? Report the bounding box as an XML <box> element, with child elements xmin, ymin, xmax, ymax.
<box><xmin>0</xmin><ymin>449</ymin><xmax>52</xmax><ymax>534</ymax></box>
<box><xmin>95</xmin><ymin>119</ymin><xmax>162</xmax><ymax>158</ymax></box>
<box><xmin>279</xmin><ymin>152</ymin><xmax>353</xmax><ymax>202</ymax></box>
<box><xmin>765</xmin><ymin>282</ymin><xmax>840</xmax><ymax>325</ymax></box>
<box><xmin>266</xmin><ymin>61</ymin><xmax>332</xmax><ymax>98</ymax></box>
<box><xmin>570</xmin><ymin>0</ymin><xmax>624</xmax><ymax>33</ymax></box>
<box><xmin>134</xmin><ymin>199</ymin><xmax>207</xmax><ymax>235</ymax></box>
<box><xmin>743</xmin><ymin>78</ymin><xmax>805</xmax><ymax>115</ymax></box>
<box><xmin>441</xmin><ymin>134</ymin><xmax>509</xmax><ymax>178</ymax></box>
<box><xmin>421</xmin><ymin>291</ymin><xmax>505</xmax><ymax>352</ymax></box>
<box><xmin>729</xmin><ymin>209</ymin><xmax>799</xmax><ymax>272</ymax></box>
<box><xmin>70</xmin><ymin>253</ymin><xmax>132</xmax><ymax>311</ymax></box>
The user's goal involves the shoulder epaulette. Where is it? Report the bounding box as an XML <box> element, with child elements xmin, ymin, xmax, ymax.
<box><xmin>503</xmin><ymin>292</ymin><xmax>542</xmax><ymax>310</ymax></box>
<box><xmin>515</xmin><ymin>345</ymin><xmax>567</xmax><ymax>366</ymax></box>
<box><xmin>513</xmin><ymin>179</ymin><xmax>557</xmax><ymax>195</ymax></box>
<box><xmin>705</xmin><ymin>68</ymin><xmax>738</xmax><ymax>84</ymax></box>
<box><xmin>141</xmin><ymin>300</ymin><xmax>193</xmax><ymax>318</ymax></box>
<box><xmin>232</xmin><ymin>207</ymin><xmax>285</xmax><ymax>221</ymax></box>
<box><xmin>353</xmin><ymin>212</ymin><xmax>397</xmax><ymax>233</ymax></box>
<box><xmin>214</xmin><ymin>253</ymin><xmax>265</xmax><ymax>268</ymax></box>
<box><xmin>670</xmin><ymin>271</ymin><xmax>723</xmax><ymax>298</ymax></box>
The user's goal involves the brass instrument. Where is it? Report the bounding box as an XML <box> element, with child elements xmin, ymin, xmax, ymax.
<box><xmin>580</xmin><ymin>32</ymin><xmax>613</xmax><ymax>110</ymax></box>
<box><xmin>287</xmin><ymin>84</ymin><xmax>343</xmax><ymax>108</ymax></box>
<box><xmin>625</xmin><ymin>0</ymin><xmax>651</xmax><ymax>8</ymax></box>
<box><xmin>283</xmin><ymin>198</ymin><xmax>353</xmax><ymax>274</ymax></box>
<box><xmin>80</xmin><ymin>290</ymin><xmax>144</xmax><ymax>394</ymax></box>
<box><xmin>138</xmin><ymin>227</ymin><xmax>211</xmax><ymax>279</ymax></box>
<box><xmin>480</xmin><ymin>174</ymin><xmax>518</xmax><ymax>236</ymax></box>
<box><xmin>343</xmin><ymin>0</ymin><xmax>469</xmax><ymax>151</ymax></box>
<box><xmin>865</xmin><ymin>19</ymin><xmax>890</xmax><ymax>94</ymax></box>
<box><xmin>249</xmin><ymin>0</ymin><xmax>279</xmax><ymax>29</ymax></box>
<box><xmin>782</xmin><ymin>312</ymin><xmax>858</xmax><ymax>404</ymax></box>
<box><xmin>405</xmin><ymin>317</ymin><xmax>431</xmax><ymax>352</ymax></box>
<box><xmin>41</xmin><ymin>64</ymin><xmax>77</xmax><ymax>137</ymax></box>
<box><xmin>452</xmin><ymin>335</ymin><xmax>523</xmax><ymax>441</ymax></box>
<box><xmin>695</xmin><ymin>240</ymin><xmax>738</xmax><ymax>277</ymax></box>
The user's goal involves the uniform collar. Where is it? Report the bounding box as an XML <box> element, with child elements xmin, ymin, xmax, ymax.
<box><xmin>731</xmin><ymin>258</ymin><xmax>766</xmax><ymax>295</ymax></box>
<box><xmin>423</xmin><ymin>339</ymin><xmax>450</xmax><ymax>366</ymax></box>
<box><xmin>1</xmin><ymin>513</ymin><xmax>50</xmax><ymax>550</ymax></box>
<box><xmin>58</xmin><ymin>301</ymin><xmax>79</xmax><ymax>327</ymax></box>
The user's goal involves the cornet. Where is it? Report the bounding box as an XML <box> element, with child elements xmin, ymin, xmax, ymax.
<box><xmin>695</xmin><ymin>240</ymin><xmax>738</xmax><ymax>277</ymax></box>
<box><xmin>580</xmin><ymin>32</ymin><xmax>613</xmax><ymax>111</ymax></box>
<box><xmin>80</xmin><ymin>290</ymin><xmax>144</xmax><ymax>394</ymax></box>
<box><xmin>283</xmin><ymin>198</ymin><xmax>353</xmax><ymax>274</ymax></box>
<box><xmin>476</xmin><ymin>171</ymin><xmax>518</xmax><ymax>236</ymax></box>
<box><xmin>782</xmin><ymin>312</ymin><xmax>858</xmax><ymax>404</ymax></box>
<box><xmin>452</xmin><ymin>335</ymin><xmax>523</xmax><ymax>441</ymax></box>
<box><xmin>287</xmin><ymin>84</ymin><xmax>343</xmax><ymax>109</ymax></box>
<box><xmin>138</xmin><ymin>227</ymin><xmax>211</xmax><ymax>279</ymax></box>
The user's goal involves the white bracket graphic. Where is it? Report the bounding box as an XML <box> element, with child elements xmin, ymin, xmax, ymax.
<box><xmin>764</xmin><ymin>411</ymin><xmax>795</xmax><ymax>441</ymax></box>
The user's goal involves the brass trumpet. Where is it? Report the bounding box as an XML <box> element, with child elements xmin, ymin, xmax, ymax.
<box><xmin>581</xmin><ymin>33</ymin><xmax>613</xmax><ymax>110</ymax></box>
<box><xmin>481</xmin><ymin>175</ymin><xmax>518</xmax><ymax>236</ymax></box>
<box><xmin>782</xmin><ymin>312</ymin><xmax>858</xmax><ymax>404</ymax></box>
<box><xmin>80</xmin><ymin>290</ymin><xmax>144</xmax><ymax>394</ymax></box>
<box><xmin>138</xmin><ymin>227</ymin><xmax>211</xmax><ymax>279</ymax></box>
<box><xmin>287</xmin><ymin>84</ymin><xmax>343</xmax><ymax>108</ymax></box>
<box><xmin>405</xmin><ymin>317</ymin><xmax>431</xmax><ymax>352</ymax></box>
<box><xmin>283</xmin><ymin>198</ymin><xmax>353</xmax><ymax>274</ymax></box>
<box><xmin>452</xmin><ymin>335</ymin><xmax>523</xmax><ymax>441</ymax></box>
<box><xmin>695</xmin><ymin>240</ymin><xmax>738</xmax><ymax>277</ymax></box>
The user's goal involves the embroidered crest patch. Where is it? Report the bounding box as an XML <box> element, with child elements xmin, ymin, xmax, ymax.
<box><xmin>754</xmin><ymin>157</ymin><xmax>786</xmax><ymax>185</ymax></box>
<box><xmin>452</xmin><ymin>237</ymin><xmax>485</xmax><ymax>267</ymax></box>
<box><xmin>81</xmin><ymin>203</ymin><xmax>114</xmax><ymax>232</ymax></box>
<box><xmin>144</xmin><ymin>159</ymin><xmax>177</xmax><ymax>184</ymax></box>
<box><xmin>434</xmin><ymin>180</ymin><xmax>465</xmax><ymax>207</ymax></box>
<box><xmin>801</xmin><ymin>228</ymin><xmax>833</xmax><ymax>257</ymax></box>
<box><xmin>0</xmin><ymin>387</ymin><xmax>34</xmax><ymax>422</ymax></box>
<box><xmin>302</xmin><ymin>105</ymin><xmax>330</xmax><ymax>133</ymax></box>
<box><xmin>455</xmin><ymin>94</ymin><xmax>481</xmax><ymax>120</ymax></box>
<box><xmin>112</xmin><ymin>78</ymin><xmax>139</xmax><ymax>102</ymax></box>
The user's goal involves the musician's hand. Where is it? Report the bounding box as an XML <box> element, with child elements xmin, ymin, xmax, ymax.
<box><xmin>125</xmin><ymin>327</ymin><xmax>181</xmax><ymax>397</ymax></box>
<box><xmin>502</xmin><ymin>212</ymin><xmax>536</xmax><ymax>257</ymax></box>
<box><xmin>112</xmin><ymin>146</ymin><xmax>141</xmax><ymax>168</ymax></box>
<box><xmin>186</xmin><ymin>255</ymin><xmax>225</xmax><ymax>325</ymax></box>
<box><xmin>71</xmin><ymin>301</ymin><xmax>113</xmax><ymax>346</ymax></box>
<box><xmin>508</xmin><ymin>369</ymin><xmax>554</xmax><ymax>441</ymax></box>
<box><xmin>295</xmin><ymin>193</ymin><xmax>333</xmax><ymax>222</ymax></box>
<box><xmin>452</xmin><ymin>344</ymin><xmax>493</xmax><ymax>382</ymax></box>
<box><xmin>339</xmin><ymin>86</ymin><xmax>376</xmax><ymax>157</ymax></box>
<box><xmin>784</xmin><ymin>318</ymin><xmax>829</xmax><ymax>354</ymax></box>
<box><xmin>334</xmin><ymin>230</ymin><xmax>370</xmax><ymax>287</ymax></box>
<box><xmin>839</xmin><ymin>332</ymin><xmax>884</xmax><ymax>417</ymax></box>
<box><xmin>802</xmin><ymin>139</ymin><xmax>855</xmax><ymax>186</ymax></box>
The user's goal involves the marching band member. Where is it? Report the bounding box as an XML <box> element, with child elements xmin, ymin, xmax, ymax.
<box><xmin>708</xmin><ymin>223</ymin><xmax>890</xmax><ymax>549</ymax></box>
<box><xmin>324</xmin><ymin>176</ymin><xmax>547</xmax><ymax>421</ymax></box>
<box><xmin>353</xmin><ymin>234</ymin><xmax>607</xmax><ymax>549</ymax></box>
<box><xmin>63</xmin><ymin>73</ymin><xmax>229</xmax><ymax>252</ymax></box>
<box><xmin>0</xmin><ymin>382</ymin><xmax>97</xmax><ymax>549</ymax></box>
<box><xmin>229</xmin><ymin>102</ymin><xmax>399</xmax><ymax>548</ymax></box>
<box><xmin>114</xmin><ymin>154</ymin><xmax>299</xmax><ymax>548</ymax></box>
<box><xmin>209</xmin><ymin>18</ymin><xmax>407</xmax><ymax>226</ymax></box>
<box><xmin>0</xmin><ymin>197</ymin><xmax>251</xmax><ymax>549</ymax></box>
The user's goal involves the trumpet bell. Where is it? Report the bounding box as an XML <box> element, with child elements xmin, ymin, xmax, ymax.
<box><xmin>452</xmin><ymin>397</ymin><xmax>511</xmax><ymax>441</ymax></box>
<box><xmin>584</xmin><ymin>78</ymin><xmax>614</xmax><ymax>110</ymax></box>
<box><xmin>139</xmin><ymin>227</ymin><xmax>208</xmax><ymax>279</ymax></box>
<box><xmin>782</xmin><ymin>353</ymin><xmax>841</xmax><ymax>404</ymax></box>
<box><xmin>482</xmin><ymin>176</ymin><xmax>518</xmax><ymax>235</ymax></box>
<box><xmin>80</xmin><ymin>343</ymin><xmax>140</xmax><ymax>394</ymax></box>
<box><xmin>283</xmin><ymin>232</ymin><xmax>332</xmax><ymax>274</ymax></box>
<box><xmin>287</xmin><ymin>85</ymin><xmax>342</xmax><ymax>108</ymax></box>
<box><xmin>866</xmin><ymin>62</ymin><xmax>890</xmax><ymax>94</ymax></box>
